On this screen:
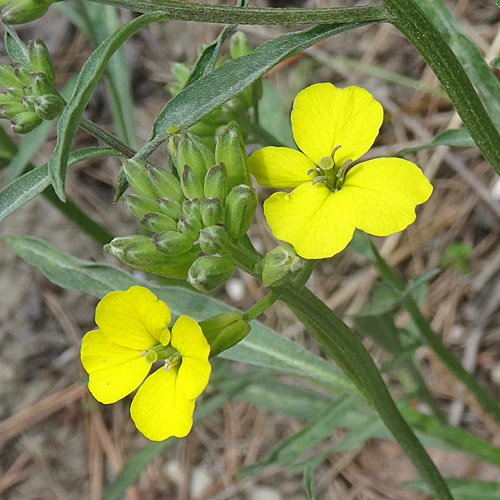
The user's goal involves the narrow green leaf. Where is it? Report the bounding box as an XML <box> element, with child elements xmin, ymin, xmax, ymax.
<box><xmin>405</xmin><ymin>478</ymin><xmax>500</xmax><ymax>500</ymax></box>
<box><xmin>3</xmin><ymin>24</ymin><xmax>30</xmax><ymax>69</ymax></box>
<box><xmin>135</xmin><ymin>22</ymin><xmax>367</xmax><ymax>160</ymax></box>
<box><xmin>304</xmin><ymin>466</ymin><xmax>318</xmax><ymax>500</ymax></box>
<box><xmin>0</xmin><ymin>147</ymin><xmax>117</xmax><ymax>222</ymax></box>
<box><xmin>3</xmin><ymin>235</ymin><xmax>356</xmax><ymax>395</ymax></box>
<box><xmin>239</xmin><ymin>396</ymin><xmax>354</xmax><ymax>476</ymax></box>
<box><xmin>48</xmin><ymin>12</ymin><xmax>168</xmax><ymax>200</ymax></box>
<box><xmin>398</xmin><ymin>128</ymin><xmax>475</xmax><ymax>155</ymax></box>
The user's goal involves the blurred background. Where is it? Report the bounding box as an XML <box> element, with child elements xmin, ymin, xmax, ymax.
<box><xmin>1</xmin><ymin>0</ymin><xmax>500</xmax><ymax>498</ymax></box>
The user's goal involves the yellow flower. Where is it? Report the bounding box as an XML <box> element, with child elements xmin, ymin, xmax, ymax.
<box><xmin>248</xmin><ymin>83</ymin><xmax>433</xmax><ymax>259</ymax></box>
<box><xmin>80</xmin><ymin>286</ymin><xmax>211</xmax><ymax>441</ymax></box>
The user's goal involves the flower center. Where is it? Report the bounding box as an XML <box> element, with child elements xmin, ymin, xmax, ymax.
<box><xmin>142</xmin><ymin>344</ymin><xmax>180</xmax><ymax>366</ymax></box>
<box><xmin>309</xmin><ymin>145</ymin><xmax>352</xmax><ymax>192</ymax></box>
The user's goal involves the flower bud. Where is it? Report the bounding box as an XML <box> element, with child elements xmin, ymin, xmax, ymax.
<box><xmin>230</xmin><ymin>31</ymin><xmax>253</xmax><ymax>60</ymax></box>
<box><xmin>215</xmin><ymin>121</ymin><xmax>251</xmax><ymax>189</ymax></box>
<box><xmin>261</xmin><ymin>243</ymin><xmax>307</xmax><ymax>287</ymax></box>
<box><xmin>187</xmin><ymin>256</ymin><xmax>234</xmax><ymax>292</ymax></box>
<box><xmin>200</xmin><ymin>197</ymin><xmax>224</xmax><ymax>226</ymax></box>
<box><xmin>32</xmin><ymin>93</ymin><xmax>64</xmax><ymax>120</ymax></box>
<box><xmin>204</xmin><ymin>163</ymin><xmax>227</xmax><ymax>201</ymax></box>
<box><xmin>169</xmin><ymin>133</ymin><xmax>214</xmax><ymax>182</ymax></box>
<box><xmin>28</xmin><ymin>39</ymin><xmax>55</xmax><ymax>85</ymax></box>
<box><xmin>122</xmin><ymin>159</ymin><xmax>157</xmax><ymax>198</ymax></box>
<box><xmin>122</xmin><ymin>194</ymin><xmax>160</xmax><ymax>220</ymax></box>
<box><xmin>209</xmin><ymin>319</ymin><xmax>251</xmax><ymax>357</ymax></box>
<box><xmin>0</xmin><ymin>100</ymin><xmax>26</xmax><ymax>119</ymax></box>
<box><xmin>199</xmin><ymin>311</ymin><xmax>251</xmax><ymax>356</ymax></box>
<box><xmin>14</xmin><ymin>65</ymin><xmax>31</xmax><ymax>86</ymax></box>
<box><xmin>10</xmin><ymin>110</ymin><xmax>42</xmax><ymax>133</ymax></box>
<box><xmin>157</xmin><ymin>197</ymin><xmax>183</xmax><ymax>219</ymax></box>
<box><xmin>141</xmin><ymin>212</ymin><xmax>177</xmax><ymax>233</ymax></box>
<box><xmin>30</xmin><ymin>71</ymin><xmax>54</xmax><ymax>97</ymax></box>
<box><xmin>181</xmin><ymin>165</ymin><xmax>204</xmax><ymax>200</ymax></box>
<box><xmin>146</xmin><ymin>165</ymin><xmax>184</xmax><ymax>203</ymax></box>
<box><xmin>153</xmin><ymin>230</ymin><xmax>196</xmax><ymax>256</ymax></box>
<box><xmin>177</xmin><ymin>215</ymin><xmax>201</xmax><ymax>238</ymax></box>
<box><xmin>199</xmin><ymin>225</ymin><xmax>229</xmax><ymax>255</ymax></box>
<box><xmin>104</xmin><ymin>235</ymin><xmax>198</xmax><ymax>279</ymax></box>
<box><xmin>182</xmin><ymin>198</ymin><xmax>201</xmax><ymax>222</ymax></box>
<box><xmin>224</xmin><ymin>184</ymin><xmax>257</xmax><ymax>239</ymax></box>
<box><xmin>0</xmin><ymin>63</ymin><xmax>25</xmax><ymax>89</ymax></box>
<box><xmin>1</xmin><ymin>0</ymin><xmax>53</xmax><ymax>24</ymax></box>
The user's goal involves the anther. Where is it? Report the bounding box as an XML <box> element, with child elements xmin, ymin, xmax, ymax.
<box><xmin>312</xmin><ymin>176</ymin><xmax>328</xmax><ymax>185</ymax></box>
<box><xmin>307</xmin><ymin>167</ymin><xmax>320</xmax><ymax>176</ymax></box>
<box><xmin>331</xmin><ymin>144</ymin><xmax>342</xmax><ymax>156</ymax></box>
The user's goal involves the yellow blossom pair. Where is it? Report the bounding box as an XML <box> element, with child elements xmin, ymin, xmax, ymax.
<box><xmin>248</xmin><ymin>83</ymin><xmax>433</xmax><ymax>259</ymax></box>
<box><xmin>80</xmin><ymin>286</ymin><xmax>211</xmax><ymax>441</ymax></box>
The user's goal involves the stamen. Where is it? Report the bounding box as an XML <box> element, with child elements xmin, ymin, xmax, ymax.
<box><xmin>336</xmin><ymin>159</ymin><xmax>353</xmax><ymax>178</ymax></box>
<box><xmin>164</xmin><ymin>360</ymin><xmax>171</xmax><ymax>371</ymax></box>
<box><xmin>312</xmin><ymin>176</ymin><xmax>328</xmax><ymax>185</ymax></box>
<box><xmin>331</xmin><ymin>144</ymin><xmax>342</xmax><ymax>156</ymax></box>
<box><xmin>307</xmin><ymin>167</ymin><xmax>320</xmax><ymax>176</ymax></box>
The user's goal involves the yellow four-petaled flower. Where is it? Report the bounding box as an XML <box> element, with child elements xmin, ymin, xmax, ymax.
<box><xmin>248</xmin><ymin>82</ymin><xmax>433</xmax><ymax>259</ymax></box>
<box><xmin>80</xmin><ymin>286</ymin><xmax>211</xmax><ymax>441</ymax></box>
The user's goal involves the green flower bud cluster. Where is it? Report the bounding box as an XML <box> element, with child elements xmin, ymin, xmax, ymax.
<box><xmin>108</xmin><ymin>125</ymin><xmax>258</xmax><ymax>292</ymax></box>
<box><xmin>0</xmin><ymin>39</ymin><xmax>64</xmax><ymax>134</ymax></box>
<box><xmin>166</xmin><ymin>31</ymin><xmax>262</xmax><ymax>147</ymax></box>
<box><xmin>1</xmin><ymin>0</ymin><xmax>55</xmax><ymax>24</ymax></box>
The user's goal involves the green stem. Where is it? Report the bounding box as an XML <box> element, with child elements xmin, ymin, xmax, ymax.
<box><xmin>384</xmin><ymin>0</ymin><xmax>500</xmax><ymax>176</ymax></box>
<box><xmin>79</xmin><ymin>117</ymin><xmax>136</xmax><ymax>158</ymax></box>
<box><xmin>280</xmin><ymin>285</ymin><xmax>453</xmax><ymax>500</ymax></box>
<box><xmin>369</xmin><ymin>241</ymin><xmax>500</xmax><ymax>423</ymax></box>
<box><xmin>88</xmin><ymin>0</ymin><xmax>388</xmax><ymax>25</ymax></box>
<box><xmin>242</xmin><ymin>291</ymin><xmax>279</xmax><ymax>322</ymax></box>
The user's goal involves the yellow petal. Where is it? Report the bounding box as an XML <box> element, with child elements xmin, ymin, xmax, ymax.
<box><xmin>130</xmin><ymin>365</ymin><xmax>196</xmax><ymax>441</ymax></box>
<box><xmin>263</xmin><ymin>182</ymin><xmax>355</xmax><ymax>259</ymax></box>
<box><xmin>81</xmin><ymin>329</ymin><xmax>151</xmax><ymax>404</ymax></box>
<box><xmin>171</xmin><ymin>315</ymin><xmax>211</xmax><ymax>400</ymax></box>
<box><xmin>291</xmin><ymin>83</ymin><xmax>383</xmax><ymax>167</ymax></box>
<box><xmin>338</xmin><ymin>157</ymin><xmax>433</xmax><ymax>236</ymax></box>
<box><xmin>248</xmin><ymin>146</ymin><xmax>316</xmax><ymax>188</ymax></box>
<box><xmin>95</xmin><ymin>286</ymin><xmax>171</xmax><ymax>350</ymax></box>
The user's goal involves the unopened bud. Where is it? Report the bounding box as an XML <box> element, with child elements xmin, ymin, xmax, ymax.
<box><xmin>146</xmin><ymin>165</ymin><xmax>184</xmax><ymax>202</ymax></box>
<box><xmin>177</xmin><ymin>215</ymin><xmax>201</xmax><ymax>238</ymax></box>
<box><xmin>30</xmin><ymin>71</ymin><xmax>55</xmax><ymax>97</ymax></box>
<box><xmin>169</xmin><ymin>133</ymin><xmax>214</xmax><ymax>182</ymax></box>
<box><xmin>28</xmin><ymin>39</ymin><xmax>55</xmax><ymax>85</ymax></box>
<box><xmin>261</xmin><ymin>243</ymin><xmax>307</xmax><ymax>287</ymax></box>
<box><xmin>32</xmin><ymin>93</ymin><xmax>64</xmax><ymax>120</ymax></box>
<box><xmin>1</xmin><ymin>0</ymin><xmax>53</xmax><ymax>24</ymax></box>
<box><xmin>204</xmin><ymin>163</ymin><xmax>227</xmax><ymax>201</ymax></box>
<box><xmin>224</xmin><ymin>184</ymin><xmax>257</xmax><ymax>239</ymax></box>
<box><xmin>122</xmin><ymin>193</ymin><xmax>160</xmax><ymax>220</ymax></box>
<box><xmin>187</xmin><ymin>256</ymin><xmax>234</xmax><ymax>292</ymax></box>
<box><xmin>141</xmin><ymin>212</ymin><xmax>177</xmax><ymax>233</ymax></box>
<box><xmin>200</xmin><ymin>197</ymin><xmax>224</xmax><ymax>226</ymax></box>
<box><xmin>153</xmin><ymin>230</ymin><xmax>196</xmax><ymax>256</ymax></box>
<box><xmin>0</xmin><ymin>63</ymin><xmax>24</xmax><ymax>89</ymax></box>
<box><xmin>199</xmin><ymin>310</ymin><xmax>250</xmax><ymax>356</ymax></box>
<box><xmin>199</xmin><ymin>225</ymin><xmax>229</xmax><ymax>255</ymax></box>
<box><xmin>14</xmin><ymin>65</ymin><xmax>31</xmax><ymax>86</ymax></box>
<box><xmin>181</xmin><ymin>165</ymin><xmax>204</xmax><ymax>200</ymax></box>
<box><xmin>122</xmin><ymin>159</ymin><xmax>158</xmax><ymax>198</ymax></box>
<box><xmin>10</xmin><ymin>110</ymin><xmax>42</xmax><ymax>133</ymax></box>
<box><xmin>182</xmin><ymin>198</ymin><xmax>201</xmax><ymax>222</ymax></box>
<box><xmin>215</xmin><ymin>121</ymin><xmax>251</xmax><ymax>189</ymax></box>
<box><xmin>104</xmin><ymin>235</ymin><xmax>199</xmax><ymax>279</ymax></box>
<box><xmin>0</xmin><ymin>100</ymin><xmax>26</xmax><ymax>119</ymax></box>
<box><xmin>157</xmin><ymin>197</ymin><xmax>183</xmax><ymax>219</ymax></box>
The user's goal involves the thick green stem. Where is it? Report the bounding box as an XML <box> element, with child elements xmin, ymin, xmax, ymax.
<box><xmin>88</xmin><ymin>0</ymin><xmax>388</xmax><ymax>25</ymax></box>
<box><xmin>369</xmin><ymin>241</ymin><xmax>500</xmax><ymax>423</ymax></box>
<box><xmin>280</xmin><ymin>285</ymin><xmax>453</xmax><ymax>500</ymax></box>
<box><xmin>384</xmin><ymin>0</ymin><xmax>500</xmax><ymax>176</ymax></box>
